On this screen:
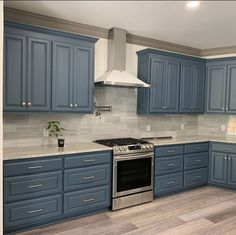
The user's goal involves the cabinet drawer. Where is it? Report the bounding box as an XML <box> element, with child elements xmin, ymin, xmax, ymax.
<box><xmin>4</xmin><ymin>171</ymin><xmax>62</xmax><ymax>202</ymax></box>
<box><xmin>185</xmin><ymin>142</ymin><xmax>208</xmax><ymax>154</ymax></box>
<box><xmin>155</xmin><ymin>155</ymin><xmax>183</xmax><ymax>175</ymax></box>
<box><xmin>211</xmin><ymin>143</ymin><xmax>236</xmax><ymax>153</ymax></box>
<box><xmin>4</xmin><ymin>194</ymin><xmax>62</xmax><ymax>229</ymax></box>
<box><xmin>64</xmin><ymin>151</ymin><xmax>111</xmax><ymax>169</ymax></box>
<box><xmin>155</xmin><ymin>145</ymin><xmax>184</xmax><ymax>157</ymax></box>
<box><xmin>184</xmin><ymin>152</ymin><xmax>209</xmax><ymax>170</ymax></box>
<box><xmin>4</xmin><ymin>158</ymin><xmax>63</xmax><ymax>177</ymax></box>
<box><xmin>64</xmin><ymin>186</ymin><xmax>110</xmax><ymax>215</ymax></box>
<box><xmin>155</xmin><ymin>172</ymin><xmax>183</xmax><ymax>195</ymax></box>
<box><xmin>184</xmin><ymin>168</ymin><xmax>208</xmax><ymax>187</ymax></box>
<box><xmin>64</xmin><ymin>165</ymin><xmax>110</xmax><ymax>192</ymax></box>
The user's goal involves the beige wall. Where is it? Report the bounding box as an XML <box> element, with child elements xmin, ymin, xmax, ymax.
<box><xmin>0</xmin><ymin>1</ymin><xmax>3</xmax><ymax>234</ymax></box>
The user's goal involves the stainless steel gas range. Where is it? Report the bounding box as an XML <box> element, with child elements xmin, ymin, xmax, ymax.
<box><xmin>95</xmin><ymin>138</ymin><xmax>154</xmax><ymax>210</ymax></box>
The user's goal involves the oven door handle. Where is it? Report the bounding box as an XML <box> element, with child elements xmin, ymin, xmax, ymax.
<box><xmin>115</xmin><ymin>152</ymin><xmax>154</xmax><ymax>161</ymax></box>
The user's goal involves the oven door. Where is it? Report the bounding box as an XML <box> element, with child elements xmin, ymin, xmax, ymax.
<box><xmin>113</xmin><ymin>152</ymin><xmax>154</xmax><ymax>198</ymax></box>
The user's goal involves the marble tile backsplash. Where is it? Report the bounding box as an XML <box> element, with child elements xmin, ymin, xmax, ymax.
<box><xmin>4</xmin><ymin>87</ymin><xmax>198</xmax><ymax>148</ymax></box>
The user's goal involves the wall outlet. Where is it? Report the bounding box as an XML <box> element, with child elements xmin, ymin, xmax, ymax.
<box><xmin>181</xmin><ymin>124</ymin><xmax>185</xmax><ymax>130</ymax></box>
<box><xmin>43</xmin><ymin>128</ymin><xmax>49</xmax><ymax>137</ymax></box>
<box><xmin>221</xmin><ymin>125</ymin><xmax>226</xmax><ymax>131</ymax></box>
<box><xmin>146</xmin><ymin>125</ymin><xmax>151</xmax><ymax>132</ymax></box>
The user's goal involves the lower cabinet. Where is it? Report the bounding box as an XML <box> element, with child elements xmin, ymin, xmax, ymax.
<box><xmin>184</xmin><ymin>168</ymin><xmax>208</xmax><ymax>187</ymax></box>
<box><xmin>3</xmin><ymin>151</ymin><xmax>112</xmax><ymax>234</ymax></box>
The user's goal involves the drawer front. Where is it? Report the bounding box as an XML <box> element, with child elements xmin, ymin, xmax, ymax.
<box><xmin>4</xmin><ymin>194</ymin><xmax>62</xmax><ymax>229</ymax></box>
<box><xmin>4</xmin><ymin>171</ymin><xmax>62</xmax><ymax>202</ymax></box>
<box><xmin>4</xmin><ymin>158</ymin><xmax>63</xmax><ymax>177</ymax></box>
<box><xmin>64</xmin><ymin>186</ymin><xmax>110</xmax><ymax>215</ymax></box>
<box><xmin>211</xmin><ymin>142</ymin><xmax>236</xmax><ymax>154</ymax></box>
<box><xmin>64</xmin><ymin>151</ymin><xmax>111</xmax><ymax>169</ymax></box>
<box><xmin>184</xmin><ymin>152</ymin><xmax>209</xmax><ymax>170</ymax></box>
<box><xmin>64</xmin><ymin>165</ymin><xmax>110</xmax><ymax>192</ymax></box>
<box><xmin>184</xmin><ymin>168</ymin><xmax>208</xmax><ymax>187</ymax></box>
<box><xmin>185</xmin><ymin>142</ymin><xmax>209</xmax><ymax>154</ymax></box>
<box><xmin>155</xmin><ymin>155</ymin><xmax>183</xmax><ymax>175</ymax></box>
<box><xmin>155</xmin><ymin>145</ymin><xmax>184</xmax><ymax>157</ymax></box>
<box><xmin>155</xmin><ymin>172</ymin><xmax>183</xmax><ymax>195</ymax></box>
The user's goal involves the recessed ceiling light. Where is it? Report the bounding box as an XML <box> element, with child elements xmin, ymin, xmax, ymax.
<box><xmin>187</xmin><ymin>1</ymin><xmax>200</xmax><ymax>8</ymax></box>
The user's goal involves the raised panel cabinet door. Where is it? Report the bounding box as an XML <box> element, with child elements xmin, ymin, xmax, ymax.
<box><xmin>206</xmin><ymin>66</ymin><xmax>227</xmax><ymax>113</ymax></box>
<box><xmin>179</xmin><ymin>62</ymin><xmax>194</xmax><ymax>113</ymax></box>
<box><xmin>210</xmin><ymin>152</ymin><xmax>227</xmax><ymax>185</ymax></box>
<box><xmin>192</xmin><ymin>64</ymin><xmax>205</xmax><ymax>113</ymax></box>
<box><xmin>226</xmin><ymin>65</ymin><xmax>236</xmax><ymax>113</ymax></box>
<box><xmin>73</xmin><ymin>46</ymin><xmax>94</xmax><ymax>113</ymax></box>
<box><xmin>149</xmin><ymin>58</ymin><xmax>166</xmax><ymax>113</ymax></box>
<box><xmin>52</xmin><ymin>42</ymin><xmax>74</xmax><ymax>112</ymax></box>
<box><xmin>4</xmin><ymin>34</ymin><xmax>27</xmax><ymax>111</ymax></box>
<box><xmin>165</xmin><ymin>59</ymin><xmax>180</xmax><ymax>113</ymax></box>
<box><xmin>27</xmin><ymin>37</ymin><xmax>51</xmax><ymax>111</ymax></box>
<box><xmin>227</xmin><ymin>154</ymin><xmax>236</xmax><ymax>188</ymax></box>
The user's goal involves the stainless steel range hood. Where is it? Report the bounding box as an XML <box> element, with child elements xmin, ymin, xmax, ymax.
<box><xmin>95</xmin><ymin>28</ymin><xmax>150</xmax><ymax>88</ymax></box>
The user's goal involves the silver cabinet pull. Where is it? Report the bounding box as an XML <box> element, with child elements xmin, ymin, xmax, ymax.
<box><xmin>225</xmin><ymin>157</ymin><xmax>227</xmax><ymax>160</ymax></box>
<box><xmin>166</xmin><ymin>181</ymin><xmax>175</xmax><ymax>185</ymax></box>
<box><xmin>22</xmin><ymin>102</ymin><xmax>26</xmax><ymax>106</ymax></box>
<box><xmin>167</xmin><ymin>163</ymin><xmax>176</xmax><ymax>167</ymax></box>
<box><xmin>222</xmin><ymin>107</ymin><xmax>225</xmax><ymax>110</ymax></box>
<box><xmin>74</xmin><ymin>104</ymin><xmax>78</xmax><ymax>107</ymax></box>
<box><xmin>223</xmin><ymin>148</ymin><xmax>232</xmax><ymax>151</ymax></box>
<box><xmin>27</xmin><ymin>209</ymin><xmax>43</xmax><ymax>214</ymax></box>
<box><xmin>83</xmin><ymin>176</ymin><xmax>95</xmax><ymax>180</ymax></box>
<box><xmin>229</xmin><ymin>157</ymin><xmax>231</xmax><ymax>160</ymax></box>
<box><xmin>27</xmin><ymin>102</ymin><xmax>32</xmax><ymax>106</ymax></box>
<box><xmin>83</xmin><ymin>198</ymin><xmax>95</xmax><ymax>203</ymax></box>
<box><xmin>28</xmin><ymin>184</ymin><xmax>43</xmax><ymax>189</ymax></box>
<box><xmin>84</xmin><ymin>159</ymin><xmax>96</xmax><ymax>163</ymax></box>
<box><xmin>167</xmin><ymin>150</ymin><xmax>176</xmax><ymax>153</ymax></box>
<box><xmin>28</xmin><ymin>166</ymin><xmax>43</xmax><ymax>169</ymax></box>
<box><xmin>194</xmin><ymin>176</ymin><xmax>202</xmax><ymax>179</ymax></box>
<box><xmin>70</xmin><ymin>104</ymin><xmax>73</xmax><ymax>107</ymax></box>
<box><xmin>226</xmin><ymin>107</ymin><xmax>228</xmax><ymax>111</ymax></box>
<box><xmin>194</xmin><ymin>159</ymin><xmax>202</xmax><ymax>162</ymax></box>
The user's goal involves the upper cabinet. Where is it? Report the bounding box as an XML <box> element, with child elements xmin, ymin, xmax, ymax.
<box><xmin>137</xmin><ymin>49</ymin><xmax>205</xmax><ymax>115</ymax></box>
<box><xmin>180</xmin><ymin>61</ymin><xmax>205</xmax><ymax>113</ymax></box>
<box><xmin>206</xmin><ymin>59</ymin><xmax>236</xmax><ymax>114</ymax></box>
<box><xmin>4</xmin><ymin>22</ymin><xmax>97</xmax><ymax>113</ymax></box>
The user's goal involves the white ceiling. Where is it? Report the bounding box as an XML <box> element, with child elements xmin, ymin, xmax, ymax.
<box><xmin>4</xmin><ymin>1</ymin><xmax>236</xmax><ymax>49</ymax></box>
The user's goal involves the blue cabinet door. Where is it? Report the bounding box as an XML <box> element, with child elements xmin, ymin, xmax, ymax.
<box><xmin>52</xmin><ymin>42</ymin><xmax>74</xmax><ymax>112</ymax></box>
<box><xmin>27</xmin><ymin>37</ymin><xmax>51</xmax><ymax>111</ymax></box>
<box><xmin>180</xmin><ymin>62</ymin><xmax>193</xmax><ymax>113</ymax></box>
<box><xmin>192</xmin><ymin>64</ymin><xmax>205</xmax><ymax>113</ymax></box>
<box><xmin>73</xmin><ymin>46</ymin><xmax>94</xmax><ymax>113</ymax></box>
<box><xmin>206</xmin><ymin>66</ymin><xmax>227</xmax><ymax>113</ymax></box>
<box><xmin>4</xmin><ymin>34</ymin><xmax>27</xmax><ymax>111</ymax></box>
<box><xmin>149</xmin><ymin>58</ymin><xmax>166</xmax><ymax>113</ymax></box>
<box><xmin>227</xmin><ymin>154</ymin><xmax>236</xmax><ymax>188</ymax></box>
<box><xmin>165</xmin><ymin>59</ymin><xmax>180</xmax><ymax>113</ymax></box>
<box><xmin>226</xmin><ymin>65</ymin><xmax>236</xmax><ymax>114</ymax></box>
<box><xmin>210</xmin><ymin>152</ymin><xmax>227</xmax><ymax>185</ymax></box>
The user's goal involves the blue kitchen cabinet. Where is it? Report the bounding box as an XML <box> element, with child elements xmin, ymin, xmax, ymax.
<box><xmin>4</xmin><ymin>27</ymin><xmax>52</xmax><ymax>112</ymax></box>
<box><xmin>226</xmin><ymin>65</ymin><xmax>236</xmax><ymax>113</ymax></box>
<box><xmin>179</xmin><ymin>61</ymin><xmax>205</xmax><ymax>113</ymax></box>
<box><xmin>228</xmin><ymin>154</ymin><xmax>236</xmax><ymax>187</ymax></box>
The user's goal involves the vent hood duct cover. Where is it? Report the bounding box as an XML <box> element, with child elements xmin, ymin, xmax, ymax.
<box><xmin>95</xmin><ymin>28</ymin><xmax>150</xmax><ymax>88</ymax></box>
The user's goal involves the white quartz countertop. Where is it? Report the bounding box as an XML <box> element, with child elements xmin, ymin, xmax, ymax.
<box><xmin>4</xmin><ymin>135</ymin><xmax>236</xmax><ymax>161</ymax></box>
<box><xmin>3</xmin><ymin>142</ymin><xmax>112</xmax><ymax>161</ymax></box>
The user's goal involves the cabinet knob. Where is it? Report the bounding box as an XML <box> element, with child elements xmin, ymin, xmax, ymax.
<box><xmin>229</xmin><ymin>157</ymin><xmax>231</xmax><ymax>160</ymax></box>
<box><xmin>70</xmin><ymin>104</ymin><xmax>73</xmax><ymax>107</ymax></box>
<box><xmin>226</xmin><ymin>107</ymin><xmax>228</xmax><ymax>111</ymax></box>
<box><xmin>27</xmin><ymin>102</ymin><xmax>31</xmax><ymax>107</ymax></box>
<box><xmin>222</xmin><ymin>107</ymin><xmax>224</xmax><ymax>110</ymax></box>
<box><xmin>74</xmin><ymin>104</ymin><xmax>78</xmax><ymax>107</ymax></box>
<box><xmin>225</xmin><ymin>157</ymin><xmax>227</xmax><ymax>160</ymax></box>
<box><xmin>22</xmin><ymin>102</ymin><xmax>26</xmax><ymax>106</ymax></box>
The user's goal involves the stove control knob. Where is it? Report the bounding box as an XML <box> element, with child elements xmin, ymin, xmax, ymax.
<box><xmin>119</xmin><ymin>147</ymin><xmax>123</xmax><ymax>151</ymax></box>
<box><xmin>142</xmin><ymin>145</ymin><xmax>146</xmax><ymax>149</ymax></box>
<box><xmin>114</xmin><ymin>147</ymin><xmax>119</xmax><ymax>152</ymax></box>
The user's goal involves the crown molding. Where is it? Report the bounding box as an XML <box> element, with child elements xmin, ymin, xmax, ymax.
<box><xmin>4</xmin><ymin>7</ymin><xmax>236</xmax><ymax>58</ymax></box>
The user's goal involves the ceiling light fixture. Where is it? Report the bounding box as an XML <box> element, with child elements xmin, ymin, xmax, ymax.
<box><xmin>187</xmin><ymin>1</ymin><xmax>200</xmax><ymax>8</ymax></box>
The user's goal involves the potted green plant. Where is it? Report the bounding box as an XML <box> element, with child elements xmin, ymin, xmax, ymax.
<box><xmin>46</xmin><ymin>121</ymin><xmax>65</xmax><ymax>147</ymax></box>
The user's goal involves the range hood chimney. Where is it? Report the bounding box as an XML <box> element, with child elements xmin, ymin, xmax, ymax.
<box><xmin>95</xmin><ymin>28</ymin><xmax>150</xmax><ymax>88</ymax></box>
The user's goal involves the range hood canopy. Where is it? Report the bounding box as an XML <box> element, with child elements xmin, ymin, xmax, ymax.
<box><xmin>95</xmin><ymin>28</ymin><xmax>150</xmax><ymax>88</ymax></box>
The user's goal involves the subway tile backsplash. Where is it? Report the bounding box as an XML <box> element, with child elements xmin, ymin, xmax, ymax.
<box><xmin>6</xmin><ymin>86</ymin><xmax>235</xmax><ymax>148</ymax></box>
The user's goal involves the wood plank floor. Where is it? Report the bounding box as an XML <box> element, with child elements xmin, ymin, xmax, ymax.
<box><xmin>17</xmin><ymin>186</ymin><xmax>236</xmax><ymax>235</ymax></box>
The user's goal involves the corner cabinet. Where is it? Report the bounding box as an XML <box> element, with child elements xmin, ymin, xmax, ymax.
<box><xmin>4</xmin><ymin>22</ymin><xmax>97</xmax><ymax>113</ymax></box>
<box><xmin>137</xmin><ymin>49</ymin><xmax>205</xmax><ymax>115</ymax></box>
<box><xmin>206</xmin><ymin>59</ymin><xmax>236</xmax><ymax>114</ymax></box>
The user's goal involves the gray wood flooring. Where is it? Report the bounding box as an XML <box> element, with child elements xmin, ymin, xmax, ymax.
<box><xmin>17</xmin><ymin>186</ymin><xmax>236</xmax><ymax>235</ymax></box>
